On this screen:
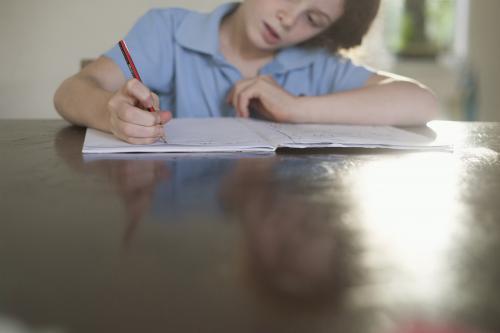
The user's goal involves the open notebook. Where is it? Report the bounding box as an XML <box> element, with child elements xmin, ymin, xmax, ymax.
<box><xmin>82</xmin><ymin>118</ymin><xmax>449</xmax><ymax>154</ymax></box>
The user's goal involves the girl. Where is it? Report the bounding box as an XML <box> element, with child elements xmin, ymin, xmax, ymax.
<box><xmin>54</xmin><ymin>0</ymin><xmax>438</xmax><ymax>144</ymax></box>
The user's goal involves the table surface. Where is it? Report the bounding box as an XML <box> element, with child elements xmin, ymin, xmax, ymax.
<box><xmin>1</xmin><ymin>120</ymin><xmax>500</xmax><ymax>333</ymax></box>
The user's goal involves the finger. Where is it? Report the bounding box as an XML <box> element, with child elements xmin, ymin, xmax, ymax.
<box><xmin>237</xmin><ymin>92</ymin><xmax>253</xmax><ymax>118</ymax></box>
<box><xmin>158</xmin><ymin>111</ymin><xmax>173</xmax><ymax>125</ymax></box>
<box><xmin>237</xmin><ymin>84</ymin><xmax>262</xmax><ymax>118</ymax></box>
<box><xmin>260</xmin><ymin>75</ymin><xmax>278</xmax><ymax>86</ymax></box>
<box><xmin>227</xmin><ymin>80</ymin><xmax>251</xmax><ymax>106</ymax></box>
<box><xmin>111</xmin><ymin>123</ymin><xmax>160</xmax><ymax>144</ymax></box>
<box><xmin>122</xmin><ymin>79</ymin><xmax>154</xmax><ymax>110</ymax></box>
<box><xmin>231</xmin><ymin>80</ymin><xmax>256</xmax><ymax>116</ymax></box>
<box><xmin>119</xmin><ymin>122</ymin><xmax>165</xmax><ymax>139</ymax></box>
<box><xmin>117</xmin><ymin>105</ymin><xmax>159</xmax><ymax>127</ymax></box>
<box><xmin>125</xmin><ymin>137</ymin><xmax>161</xmax><ymax>145</ymax></box>
<box><xmin>239</xmin><ymin>83</ymin><xmax>284</xmax><ymax>121</ymax></box>
<box><xmin>229</xmin><ymin>79</ymin><xmax>254</xmax><ymax>105</ymax></box>
<box><xmin>151</xmin><ymin>93</ymin><xmax>160</xmax><ymax>110</ymax></box>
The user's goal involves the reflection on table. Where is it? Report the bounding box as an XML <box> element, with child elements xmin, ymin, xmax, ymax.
<box><xmin>0</xmin><ymin>120</ymin><xmax>499</xmax><ymax>333</ymax></box>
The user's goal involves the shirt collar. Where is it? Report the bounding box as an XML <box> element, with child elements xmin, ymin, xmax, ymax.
<box><xmin>175</xmin><ymin>3</ymin><xmax>237</xmax><ymax>59</ymax></box>
<box><xmin>175</xmin><ymin>2</ymin><xmax>322</xmax><ymax>74</ymax></box>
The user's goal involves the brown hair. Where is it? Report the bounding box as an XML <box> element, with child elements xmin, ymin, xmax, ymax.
<box><xmin>303</xmin><ymin>0</ymin><xmax>382</xmax><ymax>53</ymax></box>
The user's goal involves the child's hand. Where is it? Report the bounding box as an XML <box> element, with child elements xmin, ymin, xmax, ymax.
<box><xmin>227</xmin><ymin>76</ymin><xmax>302</xmax><ymax>122</ymax></box>
<box><xmin>107</xmin><ymin>79</ymin><xmax>172</xmax><ymax>144</ymax></box>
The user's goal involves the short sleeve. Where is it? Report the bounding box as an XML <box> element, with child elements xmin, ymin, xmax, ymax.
<box><xmin>104</xmin><ymin>9</ymin><xmax>176</xmax><ymax>95</ymax></box>
<box><xmin>316</xmin><ymin>55</ymin><xmax>374</xmax><ymax>94</ymax></box>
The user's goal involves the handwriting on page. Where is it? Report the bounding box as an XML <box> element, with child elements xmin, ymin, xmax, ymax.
<box><xmin>164</xmin><ymin>118</ymin><xmax>271</xmax><ymax>146</ymax></box>
<box><xmin>238</xmin><ymin>119</ymin><xmax>292</xmax><ymax>146</ymax></box>
<box><xmin>266</xmin><ymin>123</ymin><xmax>430</xmax><ymax>145</ymax></box>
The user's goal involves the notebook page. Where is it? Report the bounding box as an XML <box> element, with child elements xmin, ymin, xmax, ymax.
<box><xmin>83</xmin><ymin>118</ymin><xmax>275</xmax><ymax>154</ymax></box>
<box><xmin>262</xmin><ymin>122</ymin><xmax>445</xmax><ymax>149</ymax></box>
<box><xmin>237</xmin><ymin>119</ymin><xmax>292</xmax><ymax>147</ymax></box>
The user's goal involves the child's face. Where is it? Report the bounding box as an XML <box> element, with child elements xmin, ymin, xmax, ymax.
<box><xmin>240</xmin><ymin>0</ymin><xmax>344</xmax><ymax>51</ymax></box>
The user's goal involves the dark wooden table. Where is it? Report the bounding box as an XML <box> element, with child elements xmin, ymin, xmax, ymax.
<box><xmin>1</xmin><ymin>120</ymin><xmax>500</xmax><ymax>333</ymax></box>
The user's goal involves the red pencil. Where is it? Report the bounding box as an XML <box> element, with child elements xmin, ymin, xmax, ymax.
<box><xmin>118</xmin><ymin>40</ymin><xmax>155</xmax><ymax>113</ymax></box>
<box><xmin>118</xmin><ymin>40</ymin><xmax>166</xmax><ymax>143</ymax></box>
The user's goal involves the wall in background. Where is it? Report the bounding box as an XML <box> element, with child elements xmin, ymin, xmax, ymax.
<box><xmin>0</xmin><ymin>0</ymin><xmax>226</xmax><ymax>119</ymax></box>
<box><xmin>468</xmin><ymin>0</ymin><xmax>500</xmax><ymax>121</ymax></box>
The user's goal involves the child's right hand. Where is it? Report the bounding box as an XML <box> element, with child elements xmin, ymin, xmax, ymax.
<box><xmin>107</xmin><ymin>79</ymin><xmax>172</xmax><ymax>144</ymax></box>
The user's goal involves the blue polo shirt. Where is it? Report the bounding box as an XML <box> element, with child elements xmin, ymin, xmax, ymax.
<box><xmin>105</xmin><ymin>2</ymin><xmax>374</xmax><ymax>118</ymax></box>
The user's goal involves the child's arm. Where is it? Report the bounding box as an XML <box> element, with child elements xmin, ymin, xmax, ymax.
<box><xmin>54</xmin><ymin>56</ymin><xmax>171</xmax><ymax>144</ymax></box>
<box><xmin>297</xmin><ymin>73</ymin><xmax>439</xmax><ymax>126</ymax></box>
<box><xmin>228</xmin><ymin>72</ymin><xmax>439</xmax><ymax>126</ymax></box>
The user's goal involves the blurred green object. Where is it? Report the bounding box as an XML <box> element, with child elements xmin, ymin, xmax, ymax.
<box><xmin>393</xmin><ymin>0</ymin><xmax>456</xmax><ymax>59</ymax></box>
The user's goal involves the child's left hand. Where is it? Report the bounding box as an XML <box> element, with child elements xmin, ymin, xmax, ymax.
<box><xmin>227</xmin><ymin>76</ymin><xmax>302</xmax><ymax>122</ymax></box>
